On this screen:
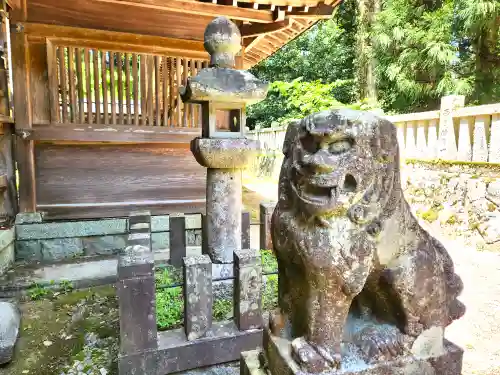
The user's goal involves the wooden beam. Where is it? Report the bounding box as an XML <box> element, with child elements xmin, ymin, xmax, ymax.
<box><xmin>23</xmin><ymin>23</ymin><xmax>210</xmax><ymax>60</ymax></box>
<box><xmin>286</xmin><ymin>3</ymin><xmax>335</xmax><ymax>18</ymax></box>
<box><xmin>92</xmin><ymin>0</ymin><xmax>275</xmax><ymax>23</ymax></box>
<box><xmin>240</xmin><ymin>19</ymin><xmax>292</xmax><ymax>37</ymax></box>
<box><xmin>17</xmin><ymin>124</ymin><xmax>202</xmax><ymax>144</ymax></box>
<box><xmin>10</xmin><ymin>26</ymin><xmax>35</xmax><ymax>212</ymax></box>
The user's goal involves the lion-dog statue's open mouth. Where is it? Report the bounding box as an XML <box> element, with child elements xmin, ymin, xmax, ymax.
<box><xmin>270</xmin><ymin>109</ymin><xmax>465</xmax><ymax>373</ymax></box>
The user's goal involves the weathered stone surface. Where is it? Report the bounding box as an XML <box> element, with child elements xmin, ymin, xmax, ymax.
<box><xmin>183</xmin><ymin>255</ymin><xmax>213</xmax><ymax>341</ymax></box>
<box><xmin>478</xmin><ymin>216</ymin><xmax>500</xmax><ymax>244</ymax></box>
<box><xmin>15</xmin><ymin>212</ymin><xmax>42</xmax><ymax>225</ymax></box>
<box><xmin>187</xmin><ymin>229</ymin><xmax>202</xmax><ymax>247</ymax></box>
<box><xmin>15</xmin><ymin>240</ymin><xmax>42</xmax><ymax>262</ymax></box>
<box><xmin>181</xmin><ymin>69</ymin><xmax>268</xmax><ymax>106</ymax></box>
<box><xmin>260</xmin><ymin>202</ymin><xmax>276</xmax><ymax>250</ymax></box>
<box><xmin>466</xmin><ymin>179</ymin><xmax>487</xmax><ymax>203</ymax></box>
<box><xmin>40</xmin><ymin>237</ymin><xmax>84</xmax><ymax>261</ymax></box>
<box><xmin>151</xmin><ymin>215</ymin><xmax>170</xmax><ymax>232</ymax></box>
<box><xmin>234</xmin><ymin>249</ymin><xmax>262</xmax><ymax>331</ymax></box>
<box><xmin>83</xmin><ymin>235</ymin><xmax>127</xmax><ymax>256</ymax></box>
<box><xmin>16</xmin><ymin>218</ymin><xmax>127</xmax><ymax>240</ymax></box>
<box><xmin>486</xmin><ymin>180</ymin><xmax>500</xmax><ymax>206</ymax></box>
<box><xmin>152</xmin><ymin>232</ymin><xmax>170</xmax><ymax>251</ymax></box>
<box><xmin>267</xmin><ymin>109</ymin><xmax>465</xmax><ymax>372</ymax></box>
<box><xmin>117</xmin><ymin>276</ymin><xmax>158</xmax><ymax>355</ymax></box>
<box><xmin>256</xmin><ymin>324</ymin><xmax>463</xmax><ymax>375</ymax></box>
<box><xmin>0</xmin><ymin>229</ymin><xmax>14</xmax><ymax>274</ymax></box>
<box><xmin>0</xmin><ymin>301</ymin><xmax>20</xmax><ymax>364</ymax></box>
<box><xmin>191</xmin><ymin>138</ymin><xmax>260</xmax><ymax>169</ymax></box>
<box><xmin>205</xmin><ymin>169</ymin><xmax>242</xmax><ymax>264</ymax></box>
<box><xmin>170</xmin><ymin>216</ymin><xmax>186</xmax><ymax>268</ymax></box>
<box><xmin>157</xmin><ymin>321</ymin><xmax>262</xmax><ymax>375</ymax></box>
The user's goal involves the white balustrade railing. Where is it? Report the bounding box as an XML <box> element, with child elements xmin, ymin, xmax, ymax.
<box><xmin>247</xmin><ymin>96</ymin><xmax>500</xmax><ymax>163</ymax></box>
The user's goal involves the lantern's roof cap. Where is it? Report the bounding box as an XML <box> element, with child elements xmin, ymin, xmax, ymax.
<box><xmin>181</xmin><ymin>67</ymin><xmax>268</xmax><ymax>105</ymax></box>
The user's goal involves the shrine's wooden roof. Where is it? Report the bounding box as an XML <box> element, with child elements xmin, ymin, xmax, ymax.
<box><xmin>7</xmin><ymin>0</ymin><xmax>341</xmax><ymax>68</ymax></box>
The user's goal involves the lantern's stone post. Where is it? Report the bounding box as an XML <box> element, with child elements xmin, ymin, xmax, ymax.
<box><xmin>181</xmin><ymin>16</ymin><xmax>268</xmax><ymax>264</ymax></box>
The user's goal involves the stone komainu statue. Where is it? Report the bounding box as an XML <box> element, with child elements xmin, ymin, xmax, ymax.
<box><xmin>270</xmin><ymin>109</ymin><xmax>465</xmax><ymax>372</ymax></box>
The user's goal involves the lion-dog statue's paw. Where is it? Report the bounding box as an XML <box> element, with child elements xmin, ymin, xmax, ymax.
<box><xmin>352</xmin><ymin>324</ymin><xmax>405</xmax><ymax>364</ymax></box>
<box><xmin>291</xmin><ymin>337</ymin><xmax>341</xmax><ymax>373</ymax></box>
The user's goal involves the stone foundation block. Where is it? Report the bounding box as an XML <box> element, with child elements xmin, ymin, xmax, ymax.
<box><xmin>15</xmin><ymin>240</ymin><xmax>42</xmax><ymax>262</ymax></box>
<box><xmin>253</xmin><ymin>325</ymin><xmax>464</xmax><ymax>375</ymax></box>
<box><xmin>16</xmin><ymin>218</ymin><xmax>127</xmax><ymax>240</ymax></box>
<box><xmin>83</xmin><ymin>234</ymin><xmax>127</xmax><ymax>256</ymax></box>
<box><xmin>41</xmin><ymin>237</ymin><xmax>84</xmax><ymax>261</ymax></box>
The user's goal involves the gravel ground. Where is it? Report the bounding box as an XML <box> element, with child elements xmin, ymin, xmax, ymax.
<box><xmin>440</xmin><ymin>235</ymin><xmax>500</xmax><ymax>375</ymax></box>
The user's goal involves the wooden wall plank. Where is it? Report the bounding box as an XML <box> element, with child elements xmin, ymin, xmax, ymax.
<box><xmin>109</xmin><ymin>51</ymin><xmax>116</xmax><ymax>124</ymax></box>
<box><xmin>58</xmin><ymin>46</ymin><xmax>68</xmax><ymax>122</ymax></box>
<box><xmin>11</xmin><ymin>28</ymin><xmax>35</xmax><ymax>212</ymax></box>
<box><xmin>35</xmin><ymin>143</ymin><xmax>206</xmax><ymax>219</ymax></box>
<box><xmin>168</xmin><ymin>57</ymin><xmax>174</xmax><ymax>127</ymax></box>
<box><xmin>68</xmin><ymin>47</ymin><xmax>77</xmax><ymax>122</ymax></box>
<box><xmin>147</xmin><ymin>55</ymin><xmax>153</xmax><ymax>125</ymax></box>
<box><xmin>132</xmin><ymin>54</ymin><xmax>139</xmax><ymax>126</ymax></box>
<box><xmin>46</xmin><ymin>41</ymin><xmax>59</xmax><ymax>123</ymax></box>
<box><xmin>93</xmin><ymin>49</ymin><xmax>100</xmax><ymax>124</ymax></box>
<box><xmin>125</xmin><ymin>53</ymin><xmax>131</xmax><ymax>125</ymax></box>
<box><xmin>162</xmin><ymin>56</ymin><xmax>168</xmax><ymax>127</ymax></box>
<box><xmin>76</xmin><ymin>47</ymin><xmax>85</xmax><ymax>123</ymax></box>
<box><xmin>28</xmin><ymin>41</ymin><xmax>50</xmax><ymax>125</ymax></box>
<box><xmin>84</xmin><ymin>48</ymin><xmax>92</xmax><ymax>124</ymax></box>
<box><xmin>117</xmin><ymin>52</ymin><xmax>124</xmax><ymax>124</ymax></box>
<box><xmin>20</xmin><ymin>124</ymin><xmax>201</xmax><ymax>143</ymax></box>
<box><xmin>101</xmin><ymin>50</ymin><xmax>108</xmax><ymax>124</ymax></box>
<box><xmin>140</xmin><ymin>55</ymin><xmax>146</xmax><ymax>125</ymax></box>
<box><xmin>176</xmin><ymin>58</ymin><xmax>181</xmax><ymax>127</ymax></box>
<box><xmin>182</xmin><ymin>58</ymin><xmax>188</xmax><ymax>127</ymax></box>
<box><xmin>154</xmin><ymin>55</ymin><xmax>160</xmax><ymax>126</ymax></box>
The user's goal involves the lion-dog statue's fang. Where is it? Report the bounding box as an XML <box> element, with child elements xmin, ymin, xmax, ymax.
<box><xmin>270</xmin><ymin>109</ymin><xmax>465</xmax><ymax>372</ymax></box>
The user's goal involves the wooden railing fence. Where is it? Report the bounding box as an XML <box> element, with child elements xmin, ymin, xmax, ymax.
<box><xmin>50</xmin><ymin>44</ymin><xmax>208</xmax><ymax>127</ymax></box>
<box><xmin>247</xmin><ymin>96</ymin><xmax>500</xmax><ymax>163</ymax></box>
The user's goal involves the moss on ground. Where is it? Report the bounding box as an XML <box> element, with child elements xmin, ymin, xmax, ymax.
<box><xmin>0</xmin><ymin>285</ymin><xmax>118</xmax><ymax>375</ymax></box>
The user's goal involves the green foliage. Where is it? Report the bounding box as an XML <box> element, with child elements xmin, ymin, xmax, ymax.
<box><xmin>248</xmin><ymin>0</ymin><xmax>499</xmax><ymax>117</ymax></box>
<box><xmin>213</xmin><ymin>299</ymin><xmax>233</xmax><ymax>321</ymax></box>
<box><xmin>261</xmin><ymin>249</ymin><xmax>278</xmax><ymax>274</ymax></box>
<box><xmin>373</xmin><ymin>0</ymin><xmax>500</xmax><ymax>112</ymax></box>
<box><xmin>263</xmin><ymin>275</ymin><xmax>279</xmax><ymax>311</ymax></box>
<box><xmin>247</xmin><ymin>79</ymin><xmax>381</xmax><ymax>129</ymax></box>
<box><xmin>156</xmin><ymin>287</ymin><xmax>184</xmax><ymax>330</ymax></box>
<box><xmin>28</xmin><ymin>284</ymin><xmax>51</xmax><ymax>300</ymax></box>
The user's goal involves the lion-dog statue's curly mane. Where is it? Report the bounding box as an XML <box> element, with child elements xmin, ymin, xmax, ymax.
<box><xmin>270</xmin><ymin>109</ymin><xmax>465</xmax><ymax>371</ymax></box>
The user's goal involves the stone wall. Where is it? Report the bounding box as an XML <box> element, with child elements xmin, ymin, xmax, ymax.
<box><xmin>402</xmin><ymin>162</ymin><xmax>500</xmax><ymax>250</ymax></box>
<box><xmin>14</xmin><ymin>213</ymin><xmax>203</xmax><ymax>264</ymax></box>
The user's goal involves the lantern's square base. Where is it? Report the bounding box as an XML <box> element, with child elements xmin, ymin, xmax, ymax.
<box><xmin>241</xmin><ymin>325</ymin><xmax>464</xmax><ymax>375</ymax></box>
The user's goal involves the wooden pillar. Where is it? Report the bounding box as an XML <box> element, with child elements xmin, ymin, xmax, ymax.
<box><xmin>11</xmin><ymin>25</ymin><xmax>35</xmax><ymax>212</ymax></box>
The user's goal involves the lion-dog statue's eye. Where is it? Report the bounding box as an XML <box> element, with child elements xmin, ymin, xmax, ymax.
<box><xmin>328</xmin><ymin>139</ymin><xmax>353</xmax><ymax>154</ymax></box>
<box><xmin>301</xmin><ymin>135</ymin><xmax>320</xmax><ymax>153</ymax></box>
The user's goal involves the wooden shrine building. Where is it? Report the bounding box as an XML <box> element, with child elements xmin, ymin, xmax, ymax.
<box><xmin>0</xmin><ymin>0</ymin><xmax>340</xmax><ymax>227</ymax></box>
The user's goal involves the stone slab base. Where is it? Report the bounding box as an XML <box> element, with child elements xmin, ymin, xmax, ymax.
<box><xmin>241</xmin><ymin>326</ymin><xmax>464</xmax><ymax>375</ymax></box>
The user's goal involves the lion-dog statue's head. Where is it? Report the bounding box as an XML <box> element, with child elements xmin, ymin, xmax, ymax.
<box><xmin>279</xmin><ymin>108</ymin><xmax>403</xmax><ymax>233</ymax></box>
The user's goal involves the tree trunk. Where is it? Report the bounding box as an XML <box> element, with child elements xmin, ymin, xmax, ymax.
<box><xmin>355</xmin><ymin>0</ymin><xmax>380</xmax><ymax>103</ymax></box>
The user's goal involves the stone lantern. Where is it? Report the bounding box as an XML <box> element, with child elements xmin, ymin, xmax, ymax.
<box><xmin>181</xmin><ymin>16</ymin><xmax>268</xmax><ymax>264</ymax></box>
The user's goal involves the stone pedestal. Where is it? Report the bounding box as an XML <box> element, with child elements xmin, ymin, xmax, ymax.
<box><xmin>241</xmin><ymin>325</ymin><xmax>464</xmax><ymax>375</ymax></box>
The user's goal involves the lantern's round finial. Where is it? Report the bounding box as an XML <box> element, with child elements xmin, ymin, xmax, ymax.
<box><xmin>204</xmin><ymin>16</ymin><xmax>241</xmax><ymax>68</ymax></box>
